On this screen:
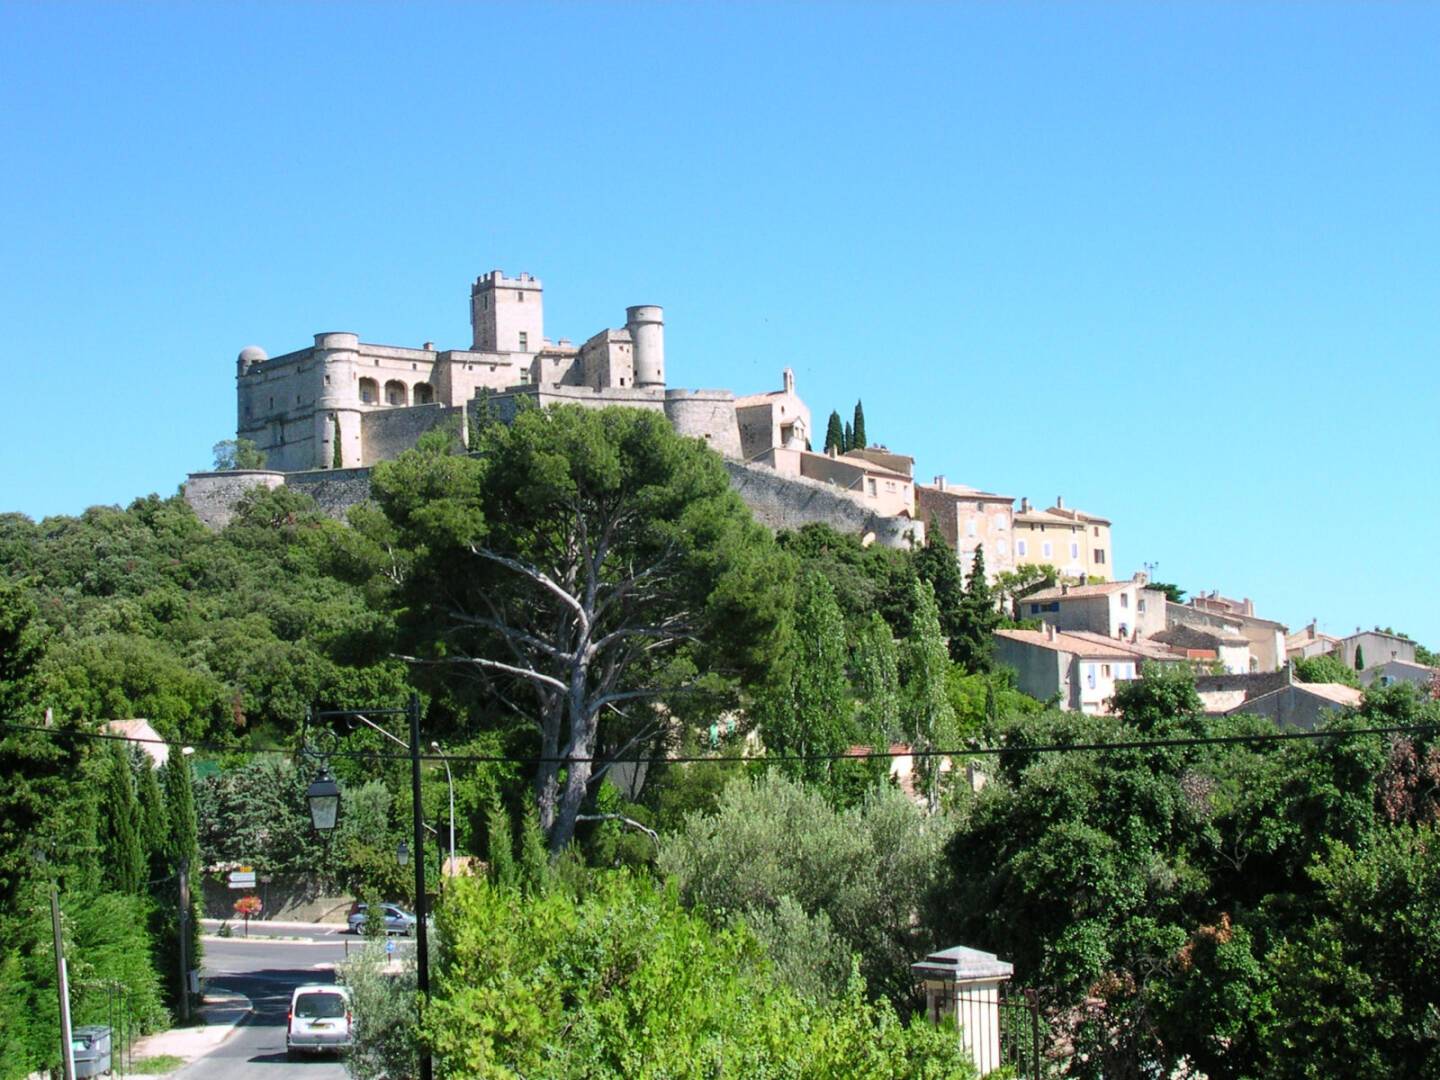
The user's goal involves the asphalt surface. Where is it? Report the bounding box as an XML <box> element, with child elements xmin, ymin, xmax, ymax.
<box><xmin>175</xmin><ymin>937</ymin><xmax>354</xmax><ymax>1080</ymax></box>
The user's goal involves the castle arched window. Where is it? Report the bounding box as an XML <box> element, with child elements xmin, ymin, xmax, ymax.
<box><xmin>359</xmin><ymin>378</ymin><xmax>378</xmax><ymax>404</ymax></box>
<box><xmin>413</xmin><ymin>382</ymin><xmax>434</xmax><ymax>405</ymax></box>
<box><xmin>384</xmin><ymin>380</ymin><xmax>408</xmax><ymax>406</ymax></box>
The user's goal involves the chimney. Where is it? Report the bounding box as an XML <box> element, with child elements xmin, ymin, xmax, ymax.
<box><xmin>783</xmin><ymin>367</ymin><xmax>795</xmax><ymax>394</ymax></box>
<box><xmin>1055</xmin><ymin>495</ymin><xmax>1065</xmax><ymax>509</ymax></box>
<box><xmin>934</xmin><ymin>475</ymin><xmax>946</xmax><ymax>491</ymax></box>
<box><xmin>827</xmin><ymin>444</ymin><xmax>838</xmax><ymax>459</ymax></box>
<box><xmin>1045</xmin><ymin>623</ymin><xmax>1057</xmax><ymax>642</ymax></box>
<box><xmin>423</xmin><ymin>341</ymin><xmax>435</xmax><ymax>351</ymax></box>
<box><xmin>1060</xmin><ymin>583</ymin><xmax>1070</xmax><ymax>595</ymax></box>
<box><xmin>1020</xmin><ymin>497</ymin><xmax>1030</xmax><ymax>513</ymax></box>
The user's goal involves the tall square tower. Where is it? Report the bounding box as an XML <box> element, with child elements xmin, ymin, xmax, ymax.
<box><xmin>471</xmin><ymin>270</ymin><xmax>545</xmax><ymax>353</ymax></box>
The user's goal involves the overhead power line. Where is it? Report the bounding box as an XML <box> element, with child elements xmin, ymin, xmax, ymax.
<box><xmin>3</xmin><ymin>717</ymin><xmax>1438</xmax><ymax>768</ymax></box>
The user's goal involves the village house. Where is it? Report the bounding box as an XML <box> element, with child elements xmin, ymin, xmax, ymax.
<box><xmin>993</xmin><ymin>626</ymin><xmax>1141</xmax><ymax>714</ymax></box>
<box><xmin>1012</xmin><ymin>497</ymin><xmax>1113</xmax><ymax>582</ymax></box>
<box><xmin>1286</xmin><ymin>622</ymin><xmax>1342</xmax><ymax>662</ymax></box>
<box><xmin>1338</xmin><ymin>629</ymin><xmax>1417</xmax><ymax>672</ymax></box>
<box><xmin>1360</xmin><ymin>659</ymin><xmax>1439</xmax><ymax>692</ymax></box>
<box><xmin>914</xmin><ymin>477</ymin><xmax>1016</xmax><ymax>582</ymax></box>
<box><xmin>1018</xmin><ymin>576</ymin><xmax>1167</xmax><ymax>640</ymax></box>
<box><xmin>1168</xmin><ymin>595</ymin><xmax>1287</xmax><ymax>672</ymax></box>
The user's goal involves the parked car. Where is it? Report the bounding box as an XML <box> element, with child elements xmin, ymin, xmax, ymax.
<box><xmin>346</xmin><ymin>902</ymin><xmax>417</xmax><ymax>935</ymax></box>
<box><xmin>287</xmin><ymin>984</ymin><xmax>352</xmax><ymax>1058</ymax></box>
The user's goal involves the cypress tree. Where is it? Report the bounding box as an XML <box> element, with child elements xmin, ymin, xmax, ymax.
<box><xmin>843</xmin><ymin>421</ymin><xmax>854</xmax><ymax>454</ymax></box>
<box><xmin>332</xmin><ymin>416</ymin><xmax>343</xmax><ymax>468</ymax></box>
<box><xmin>1354</xmin><ymin>644</ymin><xmax>1365</xmax><ymax>671</ymax></box>
<box><xmin>824</xmin><ymin>411</ymin><xmax>844</xmax><ymax>454</ymax></box>
<box><xmin>914</xmin><ymin>521</ymin><xmax>967</xmax><ymax>651</ymax></box>
<box><xmin>486</xmin><ymin>800</ymin><xmax>517</xmax><ymax>887</ymax></box>
<box><xmin>951</xmin><ymin>547</ymin><xmax>1000</xmax><ymax>672</ymax></box>
<box><xmin>162</xmin><ymin>751</ymin><xmax>199</xmax><ymax>873</ymax></box>
<box><xmin>134</xmin><ymin>749</ymin><xmax>169</xmax><ymax>880</ymax></box>
<box><xmin>101</xmin><ymin>742</ymin><xmax>145</xmax><ymax>894</ymax></box>
<box><xmin>852</xmin><ymin>400</ymin><xmax>867</xmax><ymax>450</ymax></box>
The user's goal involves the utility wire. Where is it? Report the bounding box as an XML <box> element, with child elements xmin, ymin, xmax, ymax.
<box><xmin>3</xmin><ymin>717</ymin><xmax>1438</xmax><ymax>767</ymax></box>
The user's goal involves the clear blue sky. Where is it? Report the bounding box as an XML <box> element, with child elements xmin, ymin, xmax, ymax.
<box><xmin>2</xmin><ymin>3</ymin><xmax>1436</xmax><ymax>647</ymax></box>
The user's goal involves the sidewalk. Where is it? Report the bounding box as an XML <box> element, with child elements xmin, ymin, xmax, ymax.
<box><xmin>125</xmin><ymin>990</ymin><xmax>251</xmax><ymax>1077</ymax></box>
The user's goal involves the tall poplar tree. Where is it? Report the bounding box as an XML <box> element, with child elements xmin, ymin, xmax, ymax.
<box><xmin>853</xmin><ymin>612</ymin><xmax>901</xmax><ymax>746</ymax></box>
<box><xmin>759</xmin><ymin>571</ymin><xmax>853</xmax><ymax>792</ymax></box>
<box><xmin>824</xmin><ymin>411</ymin><xmax>844</xmax><ymax>454</ymax></box>
<box><xmin>852</xmin><ymin>400</ymin><xmax>867</xmax><ymax>450</ymax></box>
<box><xmin>900</xmin><ymin>579</ymin><xmax>957</xmax><ymax>812</ymax></box>
<box><xmin>914</xmin><ymin>522</ymin><xmax>966</xmax><ymax>653</ymax></box>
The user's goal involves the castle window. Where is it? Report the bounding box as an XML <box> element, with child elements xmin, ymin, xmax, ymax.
<box><xmin>1094</xmin><ymin>549</ymin><xmax>1106</xmax><ymax>564</ymax></box>
<box><xmin>414</xmin><ymin>382</ymin><xmax>434</xmax><ymax>405</ymax></box>
<box><xmin>359</xmin><ymin>378</ymin><xmax>378</xmax><ymax>404</ymax></box>
<box><xmin>517</xmin><ymin>291</ymin><xmax>524</xmax><ymax>302</ymax></box>
<box><xmin>384</xmin><ymin>380</ymin><xmax>408</xmax><ymax>406</ymax></box>
<box><xmin>518</xmin><ymin>332</ymin><xmax>528</xmax><ymax>351</ymax></box>
<box><xmin>325</xmin><ymin>375</ymin><xmax>331</xmax><ymax>385</ymax></box>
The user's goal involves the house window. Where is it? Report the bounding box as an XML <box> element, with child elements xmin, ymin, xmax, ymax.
<box><xmin>1094</xmin><ymin>526</ymin><xmax>1100</xmax><ymax>536</ymax></box>
<box><xmin>967</xmin><ymin>519</ymin><xmax>977</xmax><ymax>538</ymax></box>
<box><xmin>1030</xmin><ymin>604</ymin><xmax>1040</xmax><ymax>615</ymax></box>
<box><xmin>1046</xmin><ymin>602</ymin><xmax>1059</xmax><ymax>613</ymax></box>
<box><xmin>1042</xmin><ymin>542</ymin><xmax>1052</xmax><ymax>558</ymax></box>
<box><xmin>1087</xmin><ymin>665</ymin><xmax>1096</xmax><ymax>689</ymax></box>
<box><xmin>1017</xmin><ymin>540</ymin><xmax>1027</xmax><ymax>557</ymax></box>
<box><xmin>1120</xmin><ymin>594</ymin><xmax>1129</xmax><ymax>609</ymax></box>
<box><xmin>993</xmin><ymin>513</ymin><xmax>1007</xmax><ymax>531</ymax></box>
<box><xmin>867</xmin><ymin>478</ymin><xmax>877</xmax><ymax>496</ymax></box>
<box><xmin>518</xmin><ymin>332</ymin><xmax>528</xmax><ymax>351</ymax></box>
<box><xmin>517</xmin><ymin>290</ymin><xmax>524</xmax><ymax>302</ymax></box>
<box><xmin>1094</xmin><ymin>549</ymin><xmax>1106</xmax><ymax>564</ymax></box>
<box><xmin>1101</xmin><ymin>664</ymin><xmax>1111</xmax><ymax>677</ymax></box>
<box><xmin>1070</xmin><ymin>542</ymin><xmax>1079</xmax><ymax>559</ymax></box>
<box><xmin>1118</xmin><ymin>623</ymin><xmax>1128</xmax><ymax>636</ymax></box>
<box><xmin>998</xmin><ymin>538</ymin><xmax>1009</xmax><ymax>555</ymax></box>
<box><xmin>1137</xmin><ymin>598</ymin><xmax>1146</xmax><ymax>613</ymax></box>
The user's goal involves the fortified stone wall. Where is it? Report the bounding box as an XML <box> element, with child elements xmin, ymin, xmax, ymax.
<box><xmin>663</xmin><ymin>389</ymin><xmax>743</xmax><ymax>459</ymax></box>
<box><xmin>182</xmin><ymin>471</ymin><xmax>288</xmax><ymax>529</ymax></box>
<box><xmin>361</xmin><ymin>403</ymin><xmax>465</xmax><ymax>462</ymax></box>
<box><xmin>286</xmin><ymin>468</ymin><xmax>374</xmax><ymax>519</ymax></box>
<box><xmin>723</xmin><ymin>460</ymin><xmax>922</xmax><ymax>550</ymax></box>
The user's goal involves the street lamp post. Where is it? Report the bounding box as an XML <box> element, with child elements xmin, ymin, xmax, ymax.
<box><xmin>430</xmin><ymin>741</ymin><xmax>455</xmax><ymax>881</ymax></box>
<box><xmin>308</xmin><ymin>694</ymin><xmax>433</xmax><ymax>1080</ymax></box>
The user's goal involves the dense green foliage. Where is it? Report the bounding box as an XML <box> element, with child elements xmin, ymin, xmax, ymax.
<box><xmin>1294</xmin><ymin>652</ymin><xmax>1361</xmax><ymax>688</ymax></box>
<box><xmin>424</xmin><ymin>870</ymin><xmax>976</xmax><ymax>1078</ymax></box>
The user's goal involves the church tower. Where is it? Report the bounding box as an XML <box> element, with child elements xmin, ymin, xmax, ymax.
<box><xmin>470</xmin><ymin>270</ymin><xmax>544</xmax><ymax>354</ymax></box>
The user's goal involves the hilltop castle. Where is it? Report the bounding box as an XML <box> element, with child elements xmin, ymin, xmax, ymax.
<box><xmin>193</xmin><ymin>270</ymin><xmax>925</xmax><ymax>548</ymax></box>
<box><xmin>235</xmin><ymin>270</ymin><xmax>807</xmax><ymax>471</ymax></box>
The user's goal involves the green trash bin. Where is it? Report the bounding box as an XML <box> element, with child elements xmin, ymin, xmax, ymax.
<box><xmin>71</xmin><ymin>1025</ymin><xmax>112</xmax><ymax>1078</ymax></box>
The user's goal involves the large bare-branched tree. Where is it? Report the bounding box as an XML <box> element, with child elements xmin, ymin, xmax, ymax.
<box><xmin>374</xmin><ymin>407</ymin><xmax>790</xmax><ymax>852</ymax></box>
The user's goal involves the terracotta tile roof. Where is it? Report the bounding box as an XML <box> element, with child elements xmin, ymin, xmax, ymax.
<box><xmin>1026</xmin><ymin>581</ymin><xmax>1134</xmax><ymax>601</ymax></box>
<box><xmin>916</xmin><ymin>483</ymin><xmax>1015</xmax><ymax>503</ymax></box>
<box><xmin>1063</xmin><ymin>631</ymin><xmax>1179</xmax><ymax>660</ymax></box>
<box><xmin>1044</xmin><ymin>505</ymin><xmax>1111</xmax><ymax>526</ymax></box>
<box><xmin>1299</xmin><ymin>682</ymin><xmax>1364</xmax><ymax>707</ymax></box>
<box><xmin>995</xmin><ymin>628</ymin><xmax>1138</xmax><ymax>659</ymax></box>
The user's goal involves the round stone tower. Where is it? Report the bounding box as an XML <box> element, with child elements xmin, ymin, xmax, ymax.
<box><xmin>313</xmin><ymin>332</ymin><xmax>362</xmax><ymax>470</ymax></box>
<box><xmin>626</xmin><ymin>305</ymin><xmax>665</xmax><ymax>389</ymax></box>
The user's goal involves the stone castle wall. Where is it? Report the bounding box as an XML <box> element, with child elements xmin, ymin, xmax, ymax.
<box><xmin>185</xmin><ymin>458</ymin><xmax>920</xmax><ymax>551</ymax></box>
<box><xmin>361</xmin><ymin>403</ymin><xmax>464</xmax><ymax>462</ymax></box>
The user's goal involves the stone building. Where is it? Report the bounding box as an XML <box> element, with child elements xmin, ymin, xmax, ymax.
<box><xmin>1017</xmin><ymin>576</ymin><xmax>1167</xmax><ymax>640</ymax></box>
<box><xmin>993</xmin><ymin>626</ymin><xmax>1141</xmax><ymax>715</ymax></box>
<box><xmin>914</xmin><ymin>477</ymin><xmax>1016</xmax><ymax>581</ymax></box>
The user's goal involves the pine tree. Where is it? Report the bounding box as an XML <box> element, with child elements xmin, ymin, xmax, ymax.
<box><xmin>843</xmin><ymin>421</ymin><xmax>854</xmax><ymax>453</ymax></box>
<box><xmin>900</xmin><ymin>579</ymin><xmax>958</xmax><ymax>812</ymax></box>
<box><xmin>101</xmin><ymin>742</ymin><xmax>145</xmax><ymax>894</ymax></box>
<box><xmin>852</xmin><ymin>400</ymin><xmax>867</xmax><ymax>450</ymax></box>
<box><xmin>824</xmin><ymin>411</ymin><xmax>844</xmax><ymax>454</ymax></box>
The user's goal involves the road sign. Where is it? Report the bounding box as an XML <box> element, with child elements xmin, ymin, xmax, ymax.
<box><xmin>227</xmin><ymin>870</ymin><xmax>257</xmax><ymax>889</ymax></box>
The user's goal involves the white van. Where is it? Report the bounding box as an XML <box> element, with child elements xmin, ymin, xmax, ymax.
<box><xmin>286</xmin><ymin>984</ymin><xmax>352</xmax><ymax>1058</ymax></box>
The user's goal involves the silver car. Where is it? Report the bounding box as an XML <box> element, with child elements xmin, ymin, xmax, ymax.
<box><xmin>287</xmin><ymin>984</ymin><xmax>351</xmax><ymax>1057</ymax></box>
<box><xmin>346</xmin><ymin>902</ymin><xmax>417</xmax><ymax>935</ymax></box>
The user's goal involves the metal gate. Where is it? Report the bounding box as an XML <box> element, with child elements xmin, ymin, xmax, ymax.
<box><xmin>946</xmin><ymin>981</ymin><xmax>1042</xmax><ymax>1077</ymax></box>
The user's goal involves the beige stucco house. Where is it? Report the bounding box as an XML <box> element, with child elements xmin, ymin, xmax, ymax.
<box><xmin>1013</xmin><ymin>497</ymin><xmax>1113</xmax><ymax>582</ymax></box>
<box><xmin>1286</xmin><ymin>622</ymin><xmax>1342</xmax><ymax>662</ymax></box>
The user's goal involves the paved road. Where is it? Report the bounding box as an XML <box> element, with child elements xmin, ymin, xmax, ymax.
<box><xmin>176</xmin><ymin>937</ymin><xmax>354</xmax><ymax>1080</ymax></box>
